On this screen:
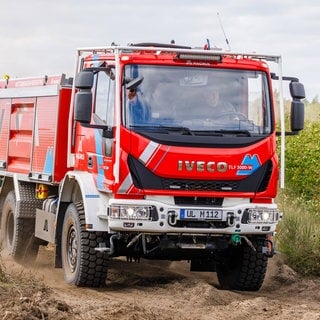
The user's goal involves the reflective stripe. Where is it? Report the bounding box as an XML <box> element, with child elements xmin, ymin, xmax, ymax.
<box><xmin>118</xmin><ymin>173</ymin><xmax>133</xmax><ymax>193</ymax></box>
<box><xmin>119</xmin><ymin>141</ymin><xmax>161</xmax><ymax>193</ymax></box>
<box><xmin>139</xmin><ymin>141</ymin><xmax>159</xmax><ymax>165</ymax></box>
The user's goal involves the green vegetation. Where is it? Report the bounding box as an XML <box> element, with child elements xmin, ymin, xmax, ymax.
<box><xmin>276</xmin><ymin>192</ymin><xmax>320</xmax><ymax>276</ymax></box>
<box><xmin>276</xmin><ymin>100</ymin><xmax>320</xmax><ymax>276</ymax></box>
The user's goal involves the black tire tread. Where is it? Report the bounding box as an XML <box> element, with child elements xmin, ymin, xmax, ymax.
<box><xmin>63</xmin><ymin>202</ymin><xmax>108</xmax><ymax>287</ymax></box>
<box><xmin>0</xmin><ymin>191</ymin><xmax>39</xmax><ymax>264</ymax></box>
<box><xmin>217</xmin><ymin>238</ymin><xmax>268</xmax><ymax>291</ymax></box>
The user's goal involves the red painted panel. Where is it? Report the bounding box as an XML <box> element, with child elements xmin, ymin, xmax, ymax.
<box><xmin>53</xmin><ymin>87</ymin><xmax>72</xmax><ymax>182</ymax></box>
<box><xmin>31</xmin><ymin>96</ymin><xmax>59</xmax><ymax>176</ymax></box>
<box><xmin>7</xmin><ymin>99</ymin><xmax>35</xmax><ymax>173</ymax></box>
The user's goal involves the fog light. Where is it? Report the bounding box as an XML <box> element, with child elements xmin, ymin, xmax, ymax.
<box><xmin>262</xmin><ymin>212</ymin><xmax>270</xmax><ymax>221</ymax></box>
<box><xmin>110</xmin><ymin>205</ymin><xmax>157</xmax><ymax>220</ymax></box>
<box><xmin>248</xmin><ymin>208</ymin><xmax>279</xmax><ymax>224</ymax></box>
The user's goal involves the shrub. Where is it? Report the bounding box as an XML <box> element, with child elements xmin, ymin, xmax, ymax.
<box><xmin>284</xmin><ymin>121</ymin><xmax>320</xmax><ymax>207</ymax></box>
<box><xmin>277</xmin><ymin>119</ymin><xmax>320</xmax><ymax>276</ymax></box>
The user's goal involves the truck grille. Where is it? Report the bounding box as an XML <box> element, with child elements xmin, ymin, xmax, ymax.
<box><xmin>162</xmin><ymin>179</ymin><xmax>239</xmax><ymax>192</ymax></box>
<box><xmin>128</xmin><ymin>155</ymin><xmax>272</xmax><ymax>194</ymax></box>
<box><xmin>174</xmin><ymin>196</ymin><xmax>224</xmax><ymax>206</ymax></box>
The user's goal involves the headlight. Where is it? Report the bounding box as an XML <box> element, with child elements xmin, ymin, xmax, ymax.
<box><xmin>110</xmin><ymin>205</ymin><xmax>157</xmax><ymax>220</ymax></box>
<box><xmin>247</xmin><ymin>208</ymin><xmax>279</xmax><ymax>224</ymax></box>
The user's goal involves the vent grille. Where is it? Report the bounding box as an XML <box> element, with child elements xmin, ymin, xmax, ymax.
<box><xmin>174</xmin><ymin>196</ymin><xmax>223</xmax><ymax>206</ymax></box>
<box><xmin>162</xmin><ymin>178</ymin><xmax>239</xmax><ymax>192</ymax></box>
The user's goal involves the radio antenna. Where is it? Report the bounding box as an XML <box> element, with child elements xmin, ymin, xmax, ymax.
<box><xmin>217</xmin><ymin>12</ymin><xmax>231</xmax><ymax>51</ymax></box>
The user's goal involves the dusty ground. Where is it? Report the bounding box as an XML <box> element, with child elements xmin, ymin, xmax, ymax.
<box><xmin>1</xmin><ymin>246</ymin><xmax>320</xmax><ymax>320</ymax></box>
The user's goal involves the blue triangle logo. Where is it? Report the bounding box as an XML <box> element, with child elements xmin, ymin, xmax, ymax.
<box><xmin>237</xmin><ymin>154</ymin><xmax>261</xmax><ymax>175</ymax></box>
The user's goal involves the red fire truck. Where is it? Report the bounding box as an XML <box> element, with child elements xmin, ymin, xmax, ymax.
<box><xmin>0</xmin><ymin>43</ymin><xmax>305</xmax><ymax>290</ymax></box>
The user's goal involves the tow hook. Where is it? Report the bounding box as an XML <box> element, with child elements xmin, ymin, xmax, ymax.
<box><xmin>226</xmin><ymin>212</ymin><xmax>235</xmax><ymax>227</ymax></box>
<box><xmin>168</xmin><ymin>210</ymin><xmax>178</xmax><ymax>226</ymax></box>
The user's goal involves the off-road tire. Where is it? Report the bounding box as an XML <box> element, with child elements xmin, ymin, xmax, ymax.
<box><xmin>61</xmin><ymin>201</ymin><xmax>109</xmax><ymax>287</ymax></box>
<box><xmin>217</xmin><ymin>237</ymin><xmax>268</xmax><ymax>291</ymax></box>
<box><xmin>0</xmin><ymin>191</ymin><xmax>39</xmax><ymax>263</ymax></box>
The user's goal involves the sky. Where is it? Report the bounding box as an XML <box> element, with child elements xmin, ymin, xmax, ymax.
<box><xmin>0</xmin><ymin>0</ymin><xmax>319</xmax><ymax>100</ymax></box>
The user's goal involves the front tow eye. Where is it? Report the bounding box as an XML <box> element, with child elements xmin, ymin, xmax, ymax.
<box><xmin>168</xmin><ymin>210</ymin><xmax>178</xmax><ymax>226</ymax></box>
<box><xmin>227</xmin><ymin>212</ymin><xmax>235</xmax><ymax>227</ymax></box>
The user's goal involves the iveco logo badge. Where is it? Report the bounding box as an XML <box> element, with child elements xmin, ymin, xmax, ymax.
<box><xmin>177</xmin><ymin>160</ymin><xmax>228</xmax><ymax>173</ymax></box>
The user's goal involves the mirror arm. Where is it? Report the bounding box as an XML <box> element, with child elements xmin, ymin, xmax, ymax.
<box><xmin>276</xmin><ymin>131</ymin><xmax>300</xmax><ymax>136</ymax></box>
<box><xmin>270</xmin><ymin>73</ymin><xmax>299</xmax><ymax>82</ymax></box>
<box><xmin>78</xmin><ymin>123</ymin><xmax>114</xmax><ymax>138</ymax></box>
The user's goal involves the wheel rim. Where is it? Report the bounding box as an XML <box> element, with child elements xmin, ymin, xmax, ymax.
<box><xmin>66</xmin><ymin>225</ymin><xmax>78</xmax><ymax>273</ymax></box>
<box><xmin>5</xmin><ymin>210</ymin><xmax>14</xmax><ymax>250</ymax></box>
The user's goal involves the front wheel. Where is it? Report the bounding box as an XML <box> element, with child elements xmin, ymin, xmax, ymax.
<box><xmin>217</xmin><ymin>237</ymin><xmax>268</xmax><ymax>291</ymax></box>
<box><xmin>61</xmin><ymin>202</ymin><xmax>109</xmax><ymax>287</ymax></box>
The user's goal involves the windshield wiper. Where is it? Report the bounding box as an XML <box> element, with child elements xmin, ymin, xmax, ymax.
<box><xmin>129</xmin><ymin>125</ymin><xmax>193</xmax><ymax>135</ymax></box>
<box><xmin>129</xmin><ymin>125</ymin><xmax>252</xmax><ymax>137</ymax></box>
<box><xmin>193</xmin><ymin>129</ymin><xmax>252</xmax><ymax>137</ymax></box>
<box><xmin>217</xmin><ymin>129</ymin><xmax>252</xmax><ymax>137</ymax></box>
<box><xmin>158</xmin><ymin>125</ymin><xmax>193</xmax><ymax>135</ymax></box>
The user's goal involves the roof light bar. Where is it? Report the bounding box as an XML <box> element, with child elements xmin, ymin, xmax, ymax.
<box><xmin>177</xmin><ymin>53</ymin><xmax>222</xmax><ymax>62</ymax></box>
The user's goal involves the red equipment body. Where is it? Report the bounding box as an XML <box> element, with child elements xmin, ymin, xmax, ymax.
<box><xmin>0</xmin><ymin>44</ymin><xmax>305</xmax><ymax>291</ymax></box>
<box><xmin>0</xmin><ymin>75</ymin><xmax>71</xmax><ymax>181</ymax></box>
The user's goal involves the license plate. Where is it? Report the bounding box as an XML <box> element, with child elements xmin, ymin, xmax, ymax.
<box><xmin>180</xmin><ymin>209</ymin><xmax>223</xmax><ymax>220</ymax></box>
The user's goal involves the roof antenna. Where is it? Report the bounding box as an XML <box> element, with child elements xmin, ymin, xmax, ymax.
<box><xmin>217</xmin><ymin>12</ymin><xmax>231</xmax><ymax>51</ymax></box>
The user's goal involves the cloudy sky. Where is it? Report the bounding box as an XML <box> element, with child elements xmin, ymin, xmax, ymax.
<box><xmin>0</xmin><ymin>0</ymin><xmax>319</xmax><ymax>99</ymax></box>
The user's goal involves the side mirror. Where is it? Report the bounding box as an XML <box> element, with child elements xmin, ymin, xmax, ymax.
<box><xmin>74</xmin><ymin>91</ymin><xmax>92</xmax><ymax>123</ymax></box>
<box><xmin>75</xmin><ymin>71</ymin><xmax>94</xmax><ymax>89</ymax></box>
<box><xmin>291</xmin><ymin>100</ymin><xmax>304</xmax><ymax>132</ymax></box>
<box><xmin>289</xmin><ymin>81</ymin><xmax>305</xmax><ymax>132</ymax></box>
<box><xmin>74</xmin><ymin>71</ymin><xmax>94</xmax><ymax>123</ymax></box>
<box><xmin>290</xmin><ymin>81</ymin><xmax>305</xmax><ymax>100</ymax></box>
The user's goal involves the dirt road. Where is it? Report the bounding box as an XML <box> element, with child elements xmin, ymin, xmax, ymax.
<box><xmin>1</xmin><ymin>246</ymin><xmax>320</xmax><ymax>320</ymax></box>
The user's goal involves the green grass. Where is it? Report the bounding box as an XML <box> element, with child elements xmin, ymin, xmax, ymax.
<box><xmin>276</xmin><ymin>191</ymin><xmax>320</xmax><ymax>276</ymax></box>
<box><xmin>275</xmin><ymin>104</ymin><xmax>320</xmax><ymax>276</ymax></box>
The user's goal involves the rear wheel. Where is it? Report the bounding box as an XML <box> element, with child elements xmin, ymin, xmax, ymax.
<box><xmin>0</xmin><ymin>191</ymin><xmax>39</xmax><ymax>263</ymax></box>
<box><xmin>61</xmin><ymin>202</ymin><xmax>109</xmax><ymax>287</ymax></box>
<box><xmin>217</xmin><ymin>237</ymin><xmax>268</xmax><ymax>291</ymax></box>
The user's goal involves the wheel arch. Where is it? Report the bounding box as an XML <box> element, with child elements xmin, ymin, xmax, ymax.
<box><xmin>54</xmin><ymin>171</ymin><xmax>110</xmax><ymax>268</ymax></box>
<box><xmin>0</xmin><ymin>174</ymin><xmax>44</xmax><ymax>220</ymax></box>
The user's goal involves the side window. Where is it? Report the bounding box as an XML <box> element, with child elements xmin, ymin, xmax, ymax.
<box><xmin>247</xmin><ymin>73</ymin><xmax>271</xmax><ymax>133</ymax></box>
<box><xmin>94</xmin><ymin>70</ymin><xmax>115</xmax><ymax>127</ymax></box>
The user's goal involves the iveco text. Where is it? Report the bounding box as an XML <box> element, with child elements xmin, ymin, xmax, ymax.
<box><xmin>177</xmin><ymin>160</ymin><xmax>228</xmax><ymax>172</ymax></box>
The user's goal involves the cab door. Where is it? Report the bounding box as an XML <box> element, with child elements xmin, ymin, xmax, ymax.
<box><xmin>91</xmin><ymin>69</ymin><xmax>115</xmax><ymax>190</ymax></box>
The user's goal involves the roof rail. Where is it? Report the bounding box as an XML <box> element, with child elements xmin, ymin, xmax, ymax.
<box><xmin>129</xmin><ymin>42</ymin><xmax>192</xmax><ymax>50</ymax></box>
<box><xmin>76</xmin><ymin>44</ymin><xmax>281</xmax><ymax>63</ymax></box>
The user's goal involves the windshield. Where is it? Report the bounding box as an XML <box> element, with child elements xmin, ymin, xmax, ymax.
<box><xmin>123</xmin><ymin>65</ymin><xmax>272</xmax><ymax>136</ymax></box>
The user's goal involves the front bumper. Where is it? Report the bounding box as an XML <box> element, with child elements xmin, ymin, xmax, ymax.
<box><xmin>107</xmin><ymin>197</ymin><xmax>280</xmax><ymax>235</ymax></box>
